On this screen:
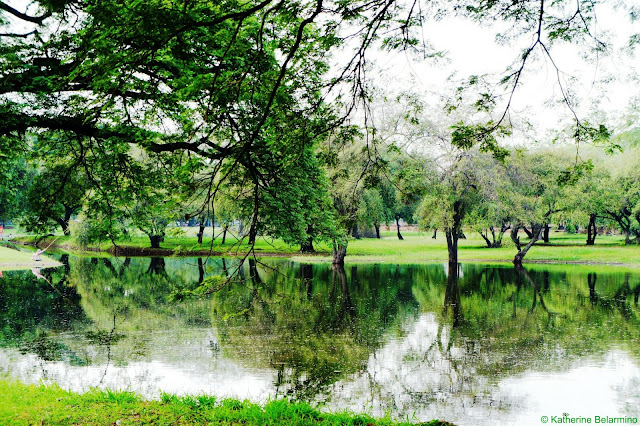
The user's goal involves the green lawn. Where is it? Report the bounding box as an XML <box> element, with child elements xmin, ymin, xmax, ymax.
<box><xmin>333</xmin><ymin>230</ymin><xmax>638</xmax><ymax>266</ymax></box>
<box><xmin>12</xmin><ymin>227</ymin><xmax>640</xmax><ymax>268</ymax></box>
<box><xmin>0</xmin><ymin>380</ymin><xmax>450</xmax><ymax>426</ymax></box>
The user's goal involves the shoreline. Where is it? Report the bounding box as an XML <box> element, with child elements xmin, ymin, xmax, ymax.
<box><xmin>8</xmin><ymin>236</ymin><xmax>640</xmax><ymax>270</ymax></box>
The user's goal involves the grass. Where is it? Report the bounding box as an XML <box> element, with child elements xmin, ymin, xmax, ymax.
<box><xmin>335</xmin><ymin>230</ymin><xmax>639</xmax><ymax>266</ymax></box>
<box><xmin>11</xmin><ymin>227</ymin><xmax>640</xmax><ymax>268</ymax></box>
<box><xmin>0</xmin><ymin>380</ymin><xmax>451</xmax><ymax>425</ymax></box>
<box><xmin>293</xmin><ymin>229</ymin><xmax>640</xmax><ymax>268</ymax></box>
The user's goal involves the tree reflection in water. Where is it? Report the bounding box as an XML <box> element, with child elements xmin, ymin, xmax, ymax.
<box><xmin>1</xmin><ymin>256</ymin><xmax>640</xmax><ymax>420</ymax></box>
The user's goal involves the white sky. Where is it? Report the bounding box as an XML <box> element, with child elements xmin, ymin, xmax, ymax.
<box><xmin>3</xmin><ymin>0</ymin><xmax>640</xmax><ymax>143</ymax></box>
<box><xmin>365</xmin><ymin>4</ymin><xmax>640</xmax><ymax>143</ymax></box>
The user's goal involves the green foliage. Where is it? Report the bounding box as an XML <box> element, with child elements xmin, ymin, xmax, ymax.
<box><xmin>450</xmin><ymin>122</ymin><xmax>510</xmax><ymax>161</ymax></box>
<box><xmin>22</xmin><ymin>163</ymin><xmax>88</xmax><ymax>235</ymax></box>
<box><xmin>0</xmin><ymin>156</ymin><xmax>32</xmax><ymax>223</ymax></box>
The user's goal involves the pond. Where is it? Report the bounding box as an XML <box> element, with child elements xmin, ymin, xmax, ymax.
<box><xmin>1</xmin><ymin>255</ymin><xmax>640</xmax><ymax>424</ymax></box>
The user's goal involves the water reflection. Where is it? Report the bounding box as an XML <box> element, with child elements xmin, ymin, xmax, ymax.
<box><xmin>1</xmin><ymin>257</ymin><xmax>640</xmax><ymax>423</ymax></box>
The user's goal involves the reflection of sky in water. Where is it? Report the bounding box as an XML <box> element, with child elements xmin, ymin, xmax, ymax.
<box><xmin>325</xmin><ymin>314</ymin><xmax>640</xmax><ymax>424</ymax></box>
<box><xmin>0</xmin><ymin>328</ymin><xmax>278</xmax><ymax>400</ymax></box>
<box><xmin>2</xmin><ymin>314</ymin><xmax>639</xmax><ymax>425</ymax></box>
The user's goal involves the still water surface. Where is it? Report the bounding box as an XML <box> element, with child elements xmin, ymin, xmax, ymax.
<box><xmin>1</xmin><ymin>255</ymin><xmax>639</xmax><ymax>424</ymax></box>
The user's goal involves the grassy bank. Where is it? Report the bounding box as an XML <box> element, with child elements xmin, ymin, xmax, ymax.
<box><xmin>0</xmin><ymin>380</ymin><xmax>450</xmax><ymax>425</ymax></box>
<box><xmin>12</xmin><ymin>228</ymin><xmax>640</xmax><ymax>268</ymax></box>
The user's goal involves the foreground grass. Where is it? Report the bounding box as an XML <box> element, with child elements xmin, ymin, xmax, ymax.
<box><xmin>12</xmin><ymin>228</ymin><xmax>640</xmax><ymax>268</ymax></box>
<box><xmin>0</xmin><ymin>380</ymin><xmax>450</xmax><ymax>425</ymax></box>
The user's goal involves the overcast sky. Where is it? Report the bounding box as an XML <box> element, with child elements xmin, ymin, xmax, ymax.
<box><xmin>4</xmin><ymin>0</ymin><xmax>639</xmax><ymax>143</ymax></box>
<box><xmin>366</xmin><ymin>4</ymin><xmax>640</xmax><ymax>143</ymax></box>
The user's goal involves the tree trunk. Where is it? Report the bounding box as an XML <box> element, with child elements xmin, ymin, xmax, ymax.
<box><xmin>55</xmin><ymin>205</ymin><xmax>73</xmax><ymax>236</ymax></box>
<box><xmin>374</xmin><ymin>223</ymin><xmax>380</xmax><ymax>239</ymax></box>
<box><xmin>332</xmin><ymin>241</ymin><xmax>347</xmax><ymax>265</ymax></box>
<box><xmin>586</xmin><ymin>214</ymin><xmax>597</xmax><ymax>245</ymax></box>
<box><xmin>432</xmin><ymin>228</ymin><xmax>437</xmax><ymax>239</ymax></box>
<box><xmin>249</xmin><ymin>258</ymin><xmax>262</xmax><ymax>285</ymax></box>
<box><xmin>479</xmin><ymin>230</ymin><xmax>492</xmax><ymax>248</ymax></box>
<box><xmin>395</xmin><ymin>215</ymin><xmax>403</xmax><ymax>240</ymax></box>
<box><xmin>495</xmin><ymin>223</ymin><xmax>510</xmax><ymax>248</ymax></box>
<box><xmin>522</xmin><ymin>226</ymin><xmax>533</xmax><ymax>239</ymax></box>
<box><xmin>60</xmin><ymin>204</ymin><xmax>74</xmax><ymax>236</ymax></box>
<box><xmin>352</xmin><ymin>224</ymin><xmax>360</xmax><ymax>239</ymax></box>
<box><xmin>299</xmin><ymin>225</ymin><xmax>315</xmax><ymax>253</ymax></box>
<box><xmin>445</xmin><ymin>200</ymin><xmax>463</xmax><ymax>267</ymax></box>
<box><xmin>513</xmin><ymin>224</ymin><xmax>543</xmax><ymax>266</ymax></box>
<box><xmin>197</xmin><ymin>221</ymin><xmax>204</xmax><ymax>244</ymax></box>
<box><xmin>330</xmin><ymin>264</ymin><xmax>354</xmax><ymax>324</ymax></box>
<box><xmin>149</xmin><ymin>235</ymin><xmax>163</xmax><ymax>248</ymax></box>
<box><xmin>446</xmin><ymin>229</ymin><xmax>458</xmax><ymax>266</ymax></box>
<box><xmin>221</xmin><ymin>226</ymin><xmax>227</xmax><ymax>244</ymax></box>
<box><xmin>55</xmin><ymin>217</ymin><xmax>71</xmax><ymax>236</ymax></box>
<box><xmin>119</xmin><ymin>257</ymin><xmax>131</xmax><ymax>277</ymax></box>
<box><xmin>299</xmin><ymin>237</ymin><xmax>315</xmax><ymax>253</ymax></box>
<box><xmin>481</xmin><ymin>225</ymin><xmax>506</xmax><ymax>248</ymax></box>
<box><xmin>543</xmin><ymin>224</ymin><xmax>550</xmax><ymax>243</ymax></box>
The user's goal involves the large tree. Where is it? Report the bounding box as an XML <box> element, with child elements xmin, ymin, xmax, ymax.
<box><xmin>0</xmin><ymin>0</ymin><xmax>620</xmax><ymax>268</ymax></box>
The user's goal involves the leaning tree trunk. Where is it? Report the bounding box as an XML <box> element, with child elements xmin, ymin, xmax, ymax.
<box><xmin>586</xmin><ymin>214</ymin><xmax>597</xmax><ymax>246</ymax></box>
<box><xmin>395</xmin><ymin>214</ymin><xmax>404</xmax><ymax>240</ymax></box>
<box><xmin>221</xmin><ymin>226</ymin><xmax>228</xmax><ymax>244</ymax></box>
<box><xmin>512</xmin><ymin>224</ymin><xmax>543</xmax><ymax>267</ymax></box>
<box><xmin>479</xmin><ymin>230</ymin><xmax>493</xmax><ymax>248</ymax></box>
